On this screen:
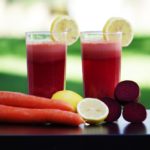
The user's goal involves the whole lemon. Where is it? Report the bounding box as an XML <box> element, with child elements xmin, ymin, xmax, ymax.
<box><xmin>51</xmin><ymin>90</ymin><xmax>83</xmax><ymax>112</ymax></box>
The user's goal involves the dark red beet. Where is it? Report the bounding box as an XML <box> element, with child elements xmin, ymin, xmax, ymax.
<box><xmin>102</xmin><ymin>97</ymin><xmax>121</xmax><ymax>122</ymax></box>
<box><xmin>114</xmin><ymin>80</ymin><xmax>140</xmax><ymax>105</ymax></box>
<box><xmin>123</xmin><ymin>103</ymin><xmax>147</xmax><ymax>123</ymax></box>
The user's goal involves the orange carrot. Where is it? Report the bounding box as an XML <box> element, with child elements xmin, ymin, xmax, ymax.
<box><xmin>0</xmin><ymin>91</ymin><xmax>73</xmax><ymax>111</ymax></box>
<box><xmin>0</xmin><ymin>105</ymin><xmax>84</xmax><ymax>126</ymax></box>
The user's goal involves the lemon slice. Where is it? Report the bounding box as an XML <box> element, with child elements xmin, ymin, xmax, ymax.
<box><xmin>103</xmin><ymin>17</ymin><xmax>134</xmax><ymax>47</ymax></box>
<box><xmin>50</xmin><ymin>16</ymin><xmax>80</xmax><ymax>46</ymax></box>
<box><xmin>77</xmin><ymin>98</ymin><xmax>109</xmax><ymax>124</ymax></box>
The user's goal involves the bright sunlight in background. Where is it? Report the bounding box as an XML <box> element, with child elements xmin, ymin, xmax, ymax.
<box><xmin>0</xmin><ymin>0</ymin><xmax>150</xmax><ymax>36</ymax></box>
<box><xmin>0</xmin><ymin>0</ymin><xmax>150</xmax><ymax>107</ymax></box>
<box><xmin>68</xmin><ymin>0</ymin><xmax>150</xmax><ymax>34</ymax></box>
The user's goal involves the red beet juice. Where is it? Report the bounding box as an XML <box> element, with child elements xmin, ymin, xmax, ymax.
<box><xmin>81</xmin><ymin>41</ymin><xmax>121</xmax><ymax>99</ymax></box>
<box><xmin>26</xmin><ymin>42</ymin><xmax>66</xmax><ymax>98</ymax></box>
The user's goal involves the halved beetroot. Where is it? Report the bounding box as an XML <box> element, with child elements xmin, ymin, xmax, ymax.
<box><xmin>123</xmin><ymin>102</ymin><xmax>147</xmax><ymax>123</ymax></box>
<box><xmin>101</xmin><ymin>97</ymin><xmax>121</xmax><ymax>122</ymax></box>
<box><xmin>114</xmin><ymin>80</ymin><xmax>140</xmax><ymax>104</ymax></box>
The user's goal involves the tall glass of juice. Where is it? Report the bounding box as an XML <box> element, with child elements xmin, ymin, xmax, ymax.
<box><xmin>81</xmin><ymin>31</ymin><xmax>122</xmax><ymax>99</ymax></box>
<box><xmin>26</xmin><ymin>31</ymin><xmax>66</xmax><ymax>98</ymax></box>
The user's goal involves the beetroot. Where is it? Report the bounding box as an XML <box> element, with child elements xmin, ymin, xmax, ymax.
<box><xmin>123</xmin><ymin>103</ymin><xmax>147</xmax><ymax>123</ymax></box>
<box><xmin>114</xmin><ymin>80</ymin><xmax>140</xmax><ymax>104</ymax></box>
<box><xmin>102</xmin><ymin>97</ymin><xmax>121</xmax><ymax>122</ymax></box>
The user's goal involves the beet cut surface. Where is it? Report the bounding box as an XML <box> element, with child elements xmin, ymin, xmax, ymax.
<box><xmin>114</xmin><ymin>80</ymin><xmax>140</xmax><ymax>104</ymax></box>
<box><xmin>123</xmin><ymin>102</ymin><xmax>147</xmax><ymax>123</ymax></box>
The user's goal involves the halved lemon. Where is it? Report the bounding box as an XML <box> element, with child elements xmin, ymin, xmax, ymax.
<box><xmin>77</xmin><ymin>98</ymin><xmax>109</xmax><ymax>124</ymax></box>
<box><xmin>103</xmin><ymin>17</ymin><xmax>134</xmax><ymax>47</ymax></box>
<box><xmin>50</xmin><ymin>15</ymin><xmax>80</xmax><ymax>46</ymax></box>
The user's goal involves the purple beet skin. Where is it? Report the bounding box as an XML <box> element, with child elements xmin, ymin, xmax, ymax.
<box><xmin>114</xmin><ymin>80</ymin><xmax>140</xmax><ymax>104</ymax></box>
<box><xmin>102</xmin><ymin>97</ymin><xmax>121</xmax><ymax>122</ymax></box>
<box><xmin>123</xmin><ymin>102</ymin><xmax>147</xmax><ymax>123</ymax></box>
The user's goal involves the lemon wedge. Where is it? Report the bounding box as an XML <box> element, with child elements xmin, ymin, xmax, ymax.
<box><xmin>103</xmin><ymin>17</ymin><xmax>134</xmax><ymax>47</ymax></box>
<box><xmin>50</xmin><ymin>15</ymin><xmax>80</xmax><ymax>46</ymax></box>
<box><xmin>77</xmin><ymin>98</ymin><xmax>109</xmax><ymax>124</ymax></box>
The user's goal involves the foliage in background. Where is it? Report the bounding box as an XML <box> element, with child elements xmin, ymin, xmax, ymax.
<box><xmin>0</xmin><ymin>36</ymin><xmax>150</xmax><ymax>57</ymax></box>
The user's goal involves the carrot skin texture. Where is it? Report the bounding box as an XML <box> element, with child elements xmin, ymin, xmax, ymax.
<box><xmin>0</xmin><ymin>91</ymin><xmax>73</xmax><ymax>111</ymax></box>
<box><xmin>0</xmin><ymin>105</ymin><xmax>84</xmax><ymax>126</ymax></box>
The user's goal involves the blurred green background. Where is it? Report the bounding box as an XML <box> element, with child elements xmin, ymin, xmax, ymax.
<box><xmin>0</xmin><ymin>0</ymin><xmax>150</xmax><ymax>108</ymax></box>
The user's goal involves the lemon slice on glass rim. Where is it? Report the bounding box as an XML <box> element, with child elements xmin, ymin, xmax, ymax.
<box><xmin>103</xmin><ymin>17</ymin><xmax>134</xmax><ymax>47</ymax></box>
<box><xmin>77</xmin><ymin>98</ymin><xmax>109</xmax><ymax>124</ymax></box>
<box><xmin>50</xmin><ymin>16</ymin><xmax>80</xmax><ymax>46</ymax></box>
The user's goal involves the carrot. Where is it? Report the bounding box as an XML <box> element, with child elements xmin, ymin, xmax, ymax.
<box><xmin>0</xmin><ymin>105</ymin><xmax>84</xmax><ymax>126</ymax></box>
<box><xmin>0</xmin><ymin>91</ymin><xmax>73</xmax><ymax>111</ymax></box>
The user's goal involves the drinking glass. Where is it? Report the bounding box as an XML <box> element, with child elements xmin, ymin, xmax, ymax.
<box><xmin>80</xmin><ymin>31</ymin><xmax>122</xmax><ymax>99</ymax></box>
<box><xmin>26</xmin><ymin>31</ymin><xmax>67</xmax><ymax>98</ymax></box>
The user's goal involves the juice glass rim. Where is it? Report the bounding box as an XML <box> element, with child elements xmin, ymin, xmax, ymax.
<box><xmin>26</xmin><ymin>31</ymin><xmax>67</xmax><ymax>44</ymax></box>
<box><xmin>80</xmin><ymin>31</ymin><xmax>122</xmax><ymax>35</ymax></box>
<box><xmin>25</xmin><ymin>31</ymin><xmax>68</xmax><ymax>36</ymax></box>
<box><xmin>80</xmin><ymin>31</ymin><xmax>122</xmax><ymax>42</ymax></box>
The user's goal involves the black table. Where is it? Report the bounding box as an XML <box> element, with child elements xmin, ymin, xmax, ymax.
<box><xmin>0</xmin><ymin>110</ymin><xmax>149</xmax><ymax>150</ymax></box>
